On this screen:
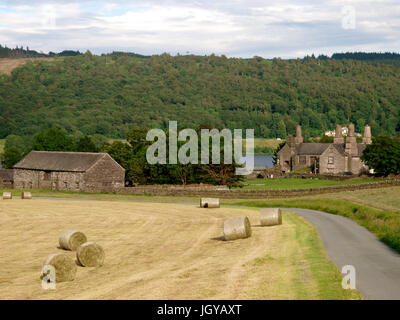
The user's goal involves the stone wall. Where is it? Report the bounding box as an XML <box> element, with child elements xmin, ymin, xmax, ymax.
<box><xmin>51</xmin><ymin>171</ymin><xmax>85</xmax><ymax>191</ymax></box>
<box><xmin>0</xmin><ymin>179</ymin><xmax>13</xmax><ymax>189</ymax></box>
<box><xmin>320</xmin><ymin>145</ymin><xmax>345</xmax><ymax>174</ymax></box>
<box><xmin>82</xmin><ymin>179</ymin><xmax>400</xmax><ymax>198</ymax></box>
<box><xmin>84</xmin><ymin>154</ymin><xmax>125</xmax><ymax>189</ymax></box>
<box><xmin>14</xmin><ymin>169</ymin><xmax>85</xmax><ymax>191</ymax></box>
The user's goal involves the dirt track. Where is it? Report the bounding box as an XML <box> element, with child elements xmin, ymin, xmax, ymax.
<box><xmin>0</xmin><ymin>58</ymin><xmax>54</xmax><ymax>75</ymax></box>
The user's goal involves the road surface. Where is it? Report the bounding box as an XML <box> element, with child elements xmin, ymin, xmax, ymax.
<box><xmin>285</xmin><ymin>208</ymin><xmax>400</xmax><ymax>300</ymax></box>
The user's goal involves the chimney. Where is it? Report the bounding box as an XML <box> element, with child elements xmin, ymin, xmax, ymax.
<box><xmin>286</xmin><ymin>134</ymin><xmax>296</xmax><ymax>148</ymax></box>
<box><xmin>295</xmin><ymin>125</ymin><xmax>303</xmax><ymax>144</ymax></box>
<box><xmin>334</xmin><ymin>124</ymin><xmax>344</xmax><ymax>144</ymax></box>
<box><xmin>362</xmin><ymin>125</ymin><xmax>372</xmax><ymax>144</ymax></box>
<box><xmin>345</xmin><ymin>123</ymin><xmax>358</xmax><ymax>156</ymax></box>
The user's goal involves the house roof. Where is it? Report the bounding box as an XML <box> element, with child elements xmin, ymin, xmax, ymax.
<box><xmin>284</xmin><ymin>142</ymin><xmax>366</xmax><ymax>157</ymax></box>
<box><xmin>332</xmin><ymin>144</ymin><xmax>346</xmax><ymax>156</ymax></box>
<box><xmin>0</xmin><ymin>169</ymin><xmax>14</xmax><ymax>181</ymax></box>
<box><xmin>295</xmin><ymin>143</ymin><xmax>330</xmax><ymax>155</ymax></box>
<box><xmin>13</xmin><ymin>151</ymin><xmax>108</xmax><ymax>172</ymax></box>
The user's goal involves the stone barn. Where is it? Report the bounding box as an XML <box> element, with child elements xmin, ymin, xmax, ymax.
<box><xmin>13</xmin><ymin>151</ymin><xmax>125</xmax><ymax>191</ymax></box>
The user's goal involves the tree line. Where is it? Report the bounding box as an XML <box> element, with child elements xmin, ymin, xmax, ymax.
<box><xmin>1</xmin><ymin>127</ymin><xmax>244</xmax><ymax>187</ymax></box>
<box><xmin>0</xmin><ymin>44</ymin><xmax>81</xmax><ymax>58</ymax></box>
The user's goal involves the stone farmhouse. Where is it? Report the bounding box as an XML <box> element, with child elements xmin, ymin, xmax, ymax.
<box><xmin>13</xmin><ymin>151</ymin><xmax>125</xmax><ymax>191</ymax></box>
<box><xmin>277</xmin><ymin>124</ymin><xmax>372</xmax><ymax>175</ymax></box>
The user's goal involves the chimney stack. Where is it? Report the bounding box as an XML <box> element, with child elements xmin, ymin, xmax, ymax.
<box><xmin>334</xmin><ymin>124</ymin><xmax>344</xmax><ymax>144</ymax></box>
<box><xmin>286</xmin><ymin>134</ymin><xmax>296</xmax><ymax>148</ymax></box>
<box><xmin>295</xmin><ymin>125</ymin><xmax>303</xmax><ymax>144</ymax></box>
<box><xmin>345</xmin><ymin>123</ymin><xmax>358</xmax><ymax>156</ymax></box>
<box><xmin>362</xmin><ymin>125</ymin><xmax>372</xmax><ymax>144</ymax></box>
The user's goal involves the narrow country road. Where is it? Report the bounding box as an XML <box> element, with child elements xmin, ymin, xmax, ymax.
<box><xmin>285</xmin><ymin>208</ymin><xmax>400</xmax><ymax>300</ymax></box>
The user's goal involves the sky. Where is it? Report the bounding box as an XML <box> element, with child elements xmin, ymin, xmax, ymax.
<box><xmin>0</xmin><ymin>0</ymin><xmax>399</xmax><ymax>58</ymax></box>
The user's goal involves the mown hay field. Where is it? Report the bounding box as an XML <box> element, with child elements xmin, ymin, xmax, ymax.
<box><xmin>0</xmin><ymin>199</ymin><xmax>360</xmax><ymax>300</ymax></box>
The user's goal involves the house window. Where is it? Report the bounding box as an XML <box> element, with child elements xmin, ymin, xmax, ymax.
<box><xmin>328</xmin><ymin>156</ymin><xmax>334</xmax><ymax>164</ymax></box>
<box><xmin>76</xmin><ymin>182</ymin><xmax>80</xmax><ymax>189</ymax></box>
<box><xmin>299</xmin><ymin>156</ymin><xmax>306</xmax><ymax>165</ymax></box>
<box><xmin>64</xmin><ymin>182</ymin><xmax>68</xmax><ymax>189</ymax></box>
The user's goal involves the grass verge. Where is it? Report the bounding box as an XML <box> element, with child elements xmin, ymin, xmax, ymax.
<box><xmin>244</xmin><ymin>211</ymin><xmax>361</xmax><ymax>299</ymax></box>
<box><xmin>234</xmin><ymin>198</ymin><xmax>400</xmax><ymax>253</ymax></box>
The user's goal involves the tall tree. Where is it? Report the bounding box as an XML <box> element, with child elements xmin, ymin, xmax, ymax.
<box><xmin>1</xmin><ymin>146</ymin><xmax>22</xmax><ymax>168</ymax></box>
<box><xmin>32</xmin><ymin>128</ymin><xmax>75</xmax><ymax>152</ymax></box>
<box><xmin>361</xmin><ymin>136</ymin><xmax>400</xmax><ymax>175</ymax></box>
<box><xmin>75</xmin><ymin>136</ymin><xmax>98</xmax><ymax>152</ymax></box>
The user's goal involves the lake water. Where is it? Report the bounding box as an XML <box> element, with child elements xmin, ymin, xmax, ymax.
<box><xmin>241</xmin><ymin>154</ymin><xmax>274</xmax><ymax>169</ymax></box>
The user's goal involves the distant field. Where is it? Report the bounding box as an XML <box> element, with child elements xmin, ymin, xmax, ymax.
<box><xmin>0</xmin><ymin>199</ymin><xmax>360</xmax><ymax>299</ymax></box>
<box><xmin>253</xmin><ymin>138</ymin><xmax>283</xmax><ymax>149</ymax></box>
<box><xmin>242</xmin><ymin>138</ymin><xmax>283</xmax><ymax>154</ymax></box>
<box><xmin>0</xmin><ymin>58</ymin><xmax>55</xmax><ymax>75</ymax></box>
<box><xmin>237</xmin><ymin>177</ymin><xmax>379</xmax><ymax>189</ymax></box>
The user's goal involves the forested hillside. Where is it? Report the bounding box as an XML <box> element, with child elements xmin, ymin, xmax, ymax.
<box><xmin>1</xmin><ymin>52</ymin><xmax>400</xmax><ymax>140</ymax></box>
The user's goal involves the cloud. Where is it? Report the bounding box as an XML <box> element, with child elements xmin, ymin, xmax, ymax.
<box><xmin>0</xmin><ymin>0</ymin><xmax>399</xmax><ymax>57</ymax></box>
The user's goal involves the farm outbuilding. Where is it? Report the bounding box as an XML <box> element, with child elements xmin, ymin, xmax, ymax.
<box><xmin>13</xmin><ymin>151</ymin><xmax>125</xmax><ymax>192</ymax></box>
<box><xmin>0</xmin><ymin>169</ymin><xmax>14</xmax><ymax>188</ymax></box>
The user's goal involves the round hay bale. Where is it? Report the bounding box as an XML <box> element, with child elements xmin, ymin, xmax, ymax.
<box><xmin>21</xmin><ymin>192</ymin><xmax>32</xmax><ymax>199</ymax></box>
<box><xmin>200</xmin><ymin>198</ymin><xmax>220</xmax><ymax>208</ymax></box>
<box><xmin>260</xmin><ymin>208</ymin><xmax>282</xmax><ymax>226</ymax></box>
<box><xmin>42</xmin><ymin>253</ymin><xmax>77</xmax><ymax>283</ymax></box>
<box><xmin>76</xmin><ymin>242</ymin><xmax>105</xmax><ymax>267</ymax></box>
<box><xmin>2</xmin><ymin>192</ymin><xmax>12</xmax><ymax>200</ymax></box>
<box><xmin>223</xmin><ymin>216</ymin><xmax>252</xmax><ymax>241</ymax></box>
<box><xmin>59</xmin><ymin>230</ymin><xmax>87</xmax><ymax>251</ymax></box>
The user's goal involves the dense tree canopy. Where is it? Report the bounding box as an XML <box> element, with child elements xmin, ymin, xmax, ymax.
<box><xmin>75</xmin><ymin>136</ymin><xmax>98</xmax><ymax>152</ymax></box>
<box><xmin>32</xmin><ymin>128</ymin><xmax>75</xmax><ymax>152</ymax></box>
<box><xmin>1</xmin><ymin>128</ymin><xmax>99</xmax><ymax>168</ymax></box>
<box><xmin>361</xmin><ymin>136</ymin><xmax>400</xmax><ymax>176</ymax></box>
<box><xmin>1</xmin><ymin>53</ymin><xmax>400</xmax><ymax>141</ymax></box>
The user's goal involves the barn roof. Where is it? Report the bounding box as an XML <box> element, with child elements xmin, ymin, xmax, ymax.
<box><xmin>13</xmin><ymin>151</ymin><xmax>108</xmax><ymax>172</ymax></box>
<box><xmin>295</xmin><ymin>143</ymin><xmax>330</xmax><ymax>155</ymax></box>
